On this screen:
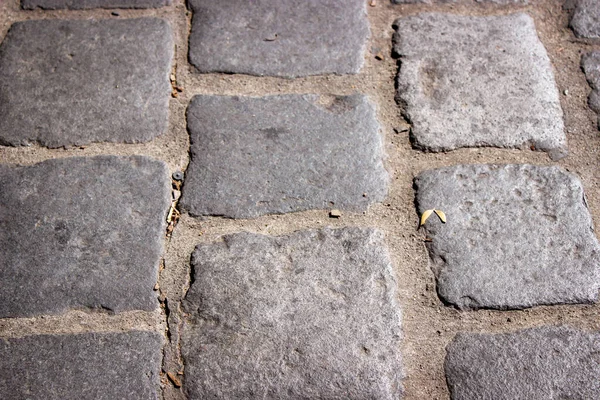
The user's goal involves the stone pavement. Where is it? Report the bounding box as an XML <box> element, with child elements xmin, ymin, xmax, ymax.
<box><xmin>0</xmin><ymin>0</ymin><xmax>600</xmax><ymax>399</ymax></box>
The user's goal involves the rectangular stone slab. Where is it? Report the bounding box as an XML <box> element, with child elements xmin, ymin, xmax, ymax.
<box><xmin>180</xmin><ymin>94</ymin><xmax>388</xmax><ymax>219</ymax></box>
<box><xmin>0</xmin><ymin>331</ymin><xmax>162</xmax><ymax>399</ymax></box>
<box><xmin>0</xmin><ymin>18</ymin><xmax>173</xmax><ymax>148</ymax></box>
<box><xmin>187</xmin><ymin>0</ymin><xmax>369</xmax><ymax>77</ymax></box>
<box><xmin>0</xmin><ymin>156</ymin><xmax>171</xmax><ymax>318</ymax></box>
<box><xmin>393</xmin><ymin>13</ymin><xmax>566</xmax><ymax>159</ymax></box>
<box><xmin>415</xmin><ymin>164</ymin><xmax>600</xmax><ymax>310</ymax></box>
<box><xmin>182</xmin><ymin>228</ymin><xmax>403</xmax><ymax>399</ymax></box>
<box><xmin>445</xmin><ymin>327</ymin><xmax>600</xmax><ymax>399</ymax></box>
<box><xmin>22</xmin><ymin>0</ymin><xmax>171</xmax><ymax>9</ymax></box>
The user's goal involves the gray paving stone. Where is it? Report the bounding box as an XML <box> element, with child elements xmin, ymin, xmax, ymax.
<box><xmin>22</xmin><ymin>0</ymin><xmax>171</xmax><ymax>9</ymax></box>
<box><xmin>0</xmin><ymin>331</ymin><xmax>162</xmax><ymax>400</ymax></box>
<box><xmin>0</xmin><ymin>156</ymin><xmax>171</xmax><ymax>318</ymax></box>
<box><xmin>182</xmin><ymin>228</ymin><xmax>402</xmax><ymax>399</ymax></box>
<box><xmin>582</xmin><ymin>51</ymin><xmax>600</xmax><ymax>128</ymax></box>
<box><xmin>187</xmin><ymin>0</ymin><xmax>369</xmax><ymax>77</ymax></box>
<box><xmin>180</xmin><ymin>94</ymin><xmax>388</xmax><ymax>219</ymax></box>
<box><xmin>415</xmin><ymin>164</ymin><xmax>600</xmax><ymax>310</ymax></box>
<box><xmin>569</xmin><ymin>0</ymin><xmax>600</xmax><ymax>39</ymax></box>
<box><xmin>393</xmin><ymin>13</ymin><xmax>566</xmax><ymax>159</ymax></box>
<box><xmin>445</xmin><ymin>326</ymin><xmax>600</xmax><ymax>399</ymax></box>
<box><xmin>0</xmin><ymin>18</ymin><xmax>173</xmax><ymax>148</ymax></box>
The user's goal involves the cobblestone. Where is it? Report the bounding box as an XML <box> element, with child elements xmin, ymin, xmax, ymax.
<box><xmin>445</xmin><ymin>327</ymin><xmax>600</xmax><ymax>399</ymax></box>
<box><xmin>415</xmin><ymin>164</ymin><xmax>600</xmax><ymax>310</ymax></box>
<box><xmin>180</xmin><ymin>94</ymin><xmax>388</xmax><ymax>218</ymax></box>
<box><xmin>21</xmin><ymin>0</ymin><xmax>171</xmax><ymax>9</ymax></box>
<box><xmin>394</xmin><ymin>13</ymin><xmax>566</xmax><ymax>159</ymax></box>
<box><xmin>187</xmin><ymin>0</ymin><xmax>369</xmax><ymax>77</ymax></box>
<box><xmin>0</xmin><ymin>331</ymin><xmax>162</xmax><ymax>400</ymax></box>
<box><xmin>0</xmin><ymin>18</ymin><xmax>173</xmax><ymax>148</ymax></box>
<box><xmin>569</xmin><ymin>0</ymin><xmax>600</xmax><ymax>39</ymax></box>
<box><xmin>0</xmin><ymin>156</ymin><xmax>170</xmax><ymax>318</ymax></box>
<box><xmin>582</xmin><ymin>51</ymin><xmax>600</xmax><ymax>128</ymax></box>
<box><xmin>182</xmin><ymin>228</ymin><xmax>402</xmax><ymax>399</ymax></box>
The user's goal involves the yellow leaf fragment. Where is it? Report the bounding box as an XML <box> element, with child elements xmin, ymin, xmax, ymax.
<box><xmin>434</xmin><ymin>209</ymin><xmax>446</xmax><ymax>223</ymax></box>
<box><xmin>420</xmin><ymin>209</ymin><xmax>434</xmax><ymax>226</ymax></box>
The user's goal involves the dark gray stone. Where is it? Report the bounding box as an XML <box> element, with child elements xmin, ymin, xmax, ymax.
<box><xmin>0</xmin><ymin>18</ymin><xmax>173</xmax><ymax>148</ymax></box>
<box><xmin>415</xmin><ymin>164</ymin><xmax>600</xmax><ymax>310</ymax></box>
<box><xmin>582</xmin><ymin>52</ymin><xmax>600</xmax><ymax>128</ymax></box>
<box><xmin>180</xmin><ymin>94</ymin><xmax>388</xmax><ymax>219</ymax></box>
<box><xmin>0</xmin><ymin>156</ymin><xmax>171</xmax><ymax>318</ymax></box>
<box><xmin>22</xmin><ymin>0</ymin><xmax>171</xmax><ymax>9</ymax></box>
<box><xmin>445</xmin><ymin>327</ymin><xmax>600</xmax><ymax>399</ymax></box>
<box><xmin>393</xmin><ymin>13</ymin><xmax>566</xmax><ymax>159</ymax></box>
<box><xmin>569</xmin><ymin>0</ymin><xmax>600</xmax><ymax>38</ymax></box>
<box><xmin>0</xmin><ymin>331</ymin><xmax>162</xmax><ymax>400</ymax></box>
<box><xmin>188</xmin><ymin>0</ymin><xmax>369</xmax><ymax>77</ymax></box>
<box><xmin>182</xmin><ymin>228</ymin><xmax>402</xmax><ymax>399</ymax></box>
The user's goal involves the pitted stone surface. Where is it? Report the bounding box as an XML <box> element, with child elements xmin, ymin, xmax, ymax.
<box><xmin>0</xmin><ymin>18</ymin><xmax>173</xmax><ymax>148</ymax></box>
<box><xmin>0</xmin><ymin>331</ymin><xmax>162</xmax><ymax>399</ymax></box>
<box><xmin>415</xmin><ymin>164</ymin><xmax>600</xmax><ymax>310</ymax></box>
<box><xmin>188</xmin><ymin>0</ymin><xmax>369</xmax><ymax>77</ymax></box>
<box><xmin>569</xmin><ymin>0</ymin><xmax>600</xmax><ymax>38</ymax></box>
<box><xmin>0</xmin><ymin>156</ymin><xmax>171</xmax><ymax>318</ymax></box>
<box><xmin>582</xmin><ymin>52</ymin><xmax>600</xmax><ymax>128</ymax></box>
<box><xmin>393</xmin><ymin>13</ymin><xmax>566</xmax><ymax>158</ymax></box>
<box><xmin>180</xmin><ymin>94</ymin><xmax>388</xmax><ymax>219</ymax></box>
<box><xmin>445</xmin><ymin>327</ymin><xmax>600</xmax><ymax>399</ymax></box>
<box><xmin>182</xmin><ymin>228</ymin><xmax>402</xmax><ymax>399</ymax></box>
<box><xmin>22</xmin><ymin>0</ymin><xmax>171</xmax><ymax>9</ymax></box>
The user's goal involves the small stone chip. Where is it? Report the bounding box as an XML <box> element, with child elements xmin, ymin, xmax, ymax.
<box><xmin>329</xmin><ymin>209</ymin><xmax>342</xmax><ymax>218</ymax></box>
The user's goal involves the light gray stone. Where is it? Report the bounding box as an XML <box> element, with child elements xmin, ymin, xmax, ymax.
<box><xmin>22</xmin><ymin>0</ymin><xmax>171</xmax><ymax>9</ymax></box>
<box><xmin>0</xmin><ymin>156</ymin><xmax>171</xmax><ymax>318</ymax></box>
<box><xmin>569</xmin><ymin>0</ymin><xmax>600</xmax><ymax>39</ymax></box>
<box><xmin>0</xmin><ymin>18</ymin><xmax>173</xmax><ymax>148</ymax></box>
<box><xmin>415</xmin><ymin>164</ymin><xmax>600</xmax><ymax>310</ymax></box>
<box><xmin>393</xmin><ymin>13</ymin><xmax>566</xmax><ymax>159</ymax></box>
<box><xmin>582</xmin><ymin>52</ymin><xmax>600</xmax><ymax>128</ymax></box>
<box><xmin>180</xmin><ymin>94</ymin><xmax>388</xmax><ymax>219</ymax></box>
<box><xmin>0</xmin><ymin>331</ymin><xmax>162</xmax><ymax>400</ymax></box>
<box><xmin>182</xmin><ymin>228</ymin><xmax>403</xmax><ymax>399</ymax></box>
<box><xmin>445</xmin><ymin>327</ymin><xmax>600</xmax><ymax>399</ymax></box>
<box><xmin>187</xmin><ymin>0</ymin><xmax>369</xmax><ymax>77</ymax></box>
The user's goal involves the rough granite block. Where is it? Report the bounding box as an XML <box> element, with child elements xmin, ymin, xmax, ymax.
<box><xmin>0</xmin><ymin>156</ymin><xmax>171</xmax><ymax>318</ymax></box>
<box><xmin>445</xmin><ymin>327</ymin><xmax>600</xmax><ymax>399</ymax></box>
<box><xmin>0</xmin><ymin>331</ymin><xmax>162</xmax><ymax>400</ymax></box>
<box><xmin>415</xmin><ymin>164</ymin><xmax>600</xmax><ymax>310</ymax></box>
<box><xmin>22</xmin><ymin>0</ymin><xmax>171</xmax><ymax>9</ymax></box>
<box><xmin>393</xmin><ymin>13</ymin><xmax>566</xmax><ymax>159</ymax></box>
<box><xmin>187</xmin><ymin>0</ymin><xmax>369</xmax><ymax>77</ymax></box>
<box><xmin>569</xmin><ymin>0</ymin><xmax>600</xmax><ymax>38</ymax></box>
<box><xmin>182</xmin><ymin>228</ymin><xmax>403</xmax><ymax>399</ymax></box>
<box><xmin>582</xmin><ymin>52</ymin><xmax>600</xmax><ymax>128</ymax></box>
<box><xmin>0</xmin><ymin>18</ymin><xmax>173</xmax><ymax>148</ymax></box>
<box><xmin>180</xmin><ymin>94</ymin><xmax>388</xmax><ymax>219</ymax></box>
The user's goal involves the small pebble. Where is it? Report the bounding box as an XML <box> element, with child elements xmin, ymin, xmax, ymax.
<box><xmin>111</xmin><ymin>11</ymin><xmax>120</xmax><ymax>16</ymax></box>
<box><xmin>329</xmin><ymin>209</ymin><xmax>342</xmax><ymax>218</ymax></box>
<box><xmin>172</xmin><ymin>171</ymin><xmax>184</xmax><ymax>181</ymax></box>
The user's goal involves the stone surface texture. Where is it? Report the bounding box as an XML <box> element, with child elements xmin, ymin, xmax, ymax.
<box><xmin>0</xmin><ymin>156</ymin><xmax>171</xmax><ymax>318</ymax></box>
<box><xmin>415</xmin><ymin>164</ymin><xmax>600</xmax><ymax>310</ymax></box>
<box><xmin>0</xmin><ymin>331</ymin><xmax>162</xmax><ymax>399</ymax></box>
<box><xmin>0</xmin><ymin>18</ymin><xmax>173</xmax><ymax>148</ymax></box>
<box><xmin>180</xmin><ymin>94</ymin><xmax>388</xmax><ymax>219</ymax></box>
<box><xmin>582</xmin><ymin>51</ymin><xmax>600</xmax><ymax>128</ymax></box>
<box><xmin>22</xmin><ymin>0</ymin><xmax>171</xmax><ymax>9</ymax></box>
<box><xmin>393</xmin><ymin>13</ymin><xmax>566</xmax><ymax>158</ymax></box>
<box><xmin>182</xmin><ymin>228</ymin><xmax>402</xmax><ymax>399</ymax></box>
<box><xmin>187</xmin><ymin>0</ymin><xmax>369</xmax><ymax>77</ymax></box>
<box><xmin>445</xmin><ymin>326</ymin><xmax>600</xmax><ymax>399</ymax></box>
<box><xmin>569</xmin><ymin>0</ymin><xmax>600</xmax><ymax>38</ymax></box>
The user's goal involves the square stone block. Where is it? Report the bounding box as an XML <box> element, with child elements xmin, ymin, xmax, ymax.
<box><xmin>181</xmin><ymin>228</ymin><xmax>403</xmax><ymax>399</ymax></box>
<box><xmin>415</xmin><ymin>164</ymin><xmax>600</xmax><ymax>310</ymax></box>
<box><xmin>394</xmin><ymin>13</ymin><xmax>566</xmax><ymax>159</ymax></box>
<box><xmin>0</xmin><ymin>156</ymin><xmax>171</xmax><ymax>317</ymax></box>
<box><xmin>22</xmin><ymin>0</ymin><xmax>171</xmax><ymax>9</ymax></box>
